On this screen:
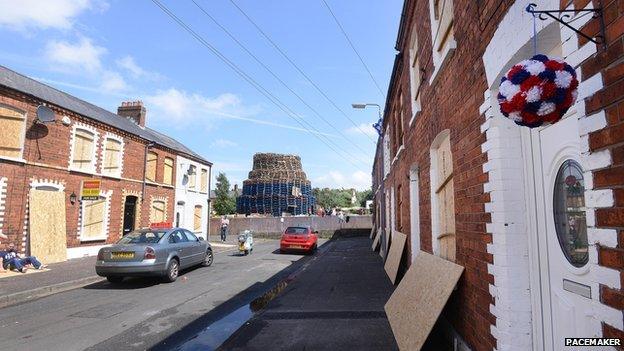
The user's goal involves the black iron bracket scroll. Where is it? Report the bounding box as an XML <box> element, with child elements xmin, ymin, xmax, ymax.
<box><xmin>526</xmin><ymin>2</ymin><xmax>606</xmax><ymax>50</ymax></box>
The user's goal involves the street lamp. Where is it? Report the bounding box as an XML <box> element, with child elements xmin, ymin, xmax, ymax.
<box><xmin>352</xmin><ymin>102</ymin><xmax>386</xmax><ymax>260</ymax></box>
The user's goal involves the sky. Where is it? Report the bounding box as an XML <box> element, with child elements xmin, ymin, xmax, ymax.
<box><xmin>0</xmin><ymin>0</ymin><xmax>402</xmax><ymax>190</ymax></box>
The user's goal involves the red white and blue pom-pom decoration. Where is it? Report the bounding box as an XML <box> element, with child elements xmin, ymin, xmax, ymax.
<box><xmin>498</xmin><ymin>54</ymin><xmax>578</xmax><ymax>128</ymax></box>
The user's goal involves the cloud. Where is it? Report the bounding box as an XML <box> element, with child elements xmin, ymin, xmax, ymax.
<box><xmin>347</xmin><ymin>123</ymin><xmax>377</xmax><ymax>138</ymax></box>
<box><xmin>100</xmin><ymin>71</ymin><xmax>128</xmax><ymax>92</ymax></box>
<box><xmin>314</xmin><ymin>170</ymin><xmax>371</xmax><ymax>191</ymax></box>
<box><xmin>211</xmin><ymin>139</ymin><xmax>238</xmax><ymax>148</ymax></box>
<box><xmin>116</xmin><ymin>55</ymin><xmax>163</xmax><ymax>81</ymax></box>
<box><xmin>45</xmin><ymin>37</ymin><xmax>106</xmax><ymax>72</ymax></box>
<box><xmin>0</xmin><ymin>0</ymin><xmax>105</xmax><ymax>31</ymax></box>
<box><xmin>144</xmin><ymin>88</ymin><xmax>335</xmax><ymax>136</ymax></box>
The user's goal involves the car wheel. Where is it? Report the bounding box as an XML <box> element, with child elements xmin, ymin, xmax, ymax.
<box><xmin>106</xmin><ymin>276</ymin><xmax>123</xmax><ymax>284</ymax></box>
<box><xmin>244</xmin><ymin>250</ymin><xmax>249</xmax><ymax>255</ymax></box>
<box><xmin>164</xmin><ymin>259</ymin><xmax>179</xmax><ymax>283</ymax></box>
<box><xmin>203</xmin><ymin>249</ymin><xmax>213</xmax><ymax>267</ymax></box>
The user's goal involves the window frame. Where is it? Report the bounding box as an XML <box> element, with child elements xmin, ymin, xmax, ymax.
<box><xmin>428</xmin><ymin>0</ymin><xmax>456</xmax><ymax>84</ymax></box>
<box><xmin>69</xmin><ymin>125</ymin><xmax>98</xmax><ymax>174</ymax></box>
<box><xmin>408</xmin><ymin>26</ymin><xmax>422</xmax><ymax>126</ymax></box>
<box><xmin>200</xmin><ymin>168</ymin><xmax>208</xmax><ymax>193</ymax></box>
<box><xmin>0</xmin><ymin>104</ymin><xmax>27</xmax><ymax>161</ymax></box>
<box><xmin>101</xmin><ymin>134</ymin><xmax>124</xmax><ymax>178</ymax></box>
<box><xmin>79</xmin><ymin>190</ymin><xmax>111</xmax><ymax>242</ymax></box>
<box><xmin>188</xmin><ymin>165</ymin><xmax>197</xmax><ymax>190</ymax></box>
<box><xmin>151</xmin><ymin>199</ymin><xmax>167</xmax><ymax>223</ymax></box>
<box><xmin>163</xmin><ymin>157</ymin><xmax>174</xmax><ymax>185</ymax></box>
<box><xmin>146</xmin><ymin>151</ymin><xmax>158</xmax><ymax>183</ymax></box>
<box><xmin>193</xmin><ymin>205</ymin><xmax>203</xmax><ymax>233</ymax></box>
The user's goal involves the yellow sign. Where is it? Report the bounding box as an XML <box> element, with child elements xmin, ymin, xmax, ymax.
<box><xmin>81</xmin><ymin>180</ymin><xmax>101</xmax><ymax>200</ymax></box>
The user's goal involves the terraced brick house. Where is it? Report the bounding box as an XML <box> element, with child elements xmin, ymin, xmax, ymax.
<box><xmin>372</xmin><ymin>0</ymin><xmax>624</xmax><ymax>349</ymax></box>
<box><xmin>0</xmin><ymin>65</ymin><xmax>212</xmax><ymax>262</ymax></box>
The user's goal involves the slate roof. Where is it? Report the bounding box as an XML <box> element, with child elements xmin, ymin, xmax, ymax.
<box><xmin>0</xmin><ymin>65</ymin><xmax>211</xmax><ymax>166</ymax></box>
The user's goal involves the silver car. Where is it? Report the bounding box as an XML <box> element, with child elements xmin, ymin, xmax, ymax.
<box><xmin>96</xmin><ymin>227</ymin><xmax>213</xmax><ymax>283</ymax></box>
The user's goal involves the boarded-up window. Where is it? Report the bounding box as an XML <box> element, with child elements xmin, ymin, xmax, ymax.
<box><xmin>431</xmin><ymin>0</ymin><xmax>454</xmax><ymax>52</ymax></box>
<box><xmin>189</xmin><ymin>165</ymin><xmax>196</xmax><ymax>189</ymax></box>
<box><xmin>163</xmin><ymin>157</ymin><xmax>174</xmax><ymax>185</ymax></box>
<box><xmin>151</xmin><ymin>200</ymin><xmax>166</xmax><ymax>223</ymax></box>
<box><xmin>82</xmin><ymin>196</ymin><xmax>107</xmax><ymax>240</ymax></box>
<box><xmin>194</xmin><ymin>205</ymin><xmax>202</xmax><ymax>232</ymax></box>
<box><xmin>433</xmin><ymin>134</ymin><xmax>455</xmax><ymax>262</ymax></box>
<box><xmin>200</xmin><ymin>169</ymin><xmax>208</xmax><ymax>192</ymax></box>
<box><xmin>72</xmin><ymin>129</ymin><xmax>95</xmax><ymax>171</ymax></box>
<box><xmin>409</xmin><ymin>28</ymin><xmax>421</xmax><ymax>116</ymax></box>
<box><xmin>0</xmin><ymin>105</ymin><xmax>26</xmax><ymax>159</ymax></box>
<box><xmin>102</xmin><ymin>138</ymin><xmax>122</xmax><ymax>176</ymax></box>
<box><xmin>397</xmin><ymin>93</ymin><xmax>404</xmax><ymax>146</ymax></box>
<box><xmin>146</xmin><ymin>151</ymin><xmax>157</xmax><ymax>182</ymax></box>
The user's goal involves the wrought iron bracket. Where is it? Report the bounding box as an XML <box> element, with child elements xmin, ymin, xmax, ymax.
<box><xmin>526</xmin><ymin>3</ymin><xmax>606</xmax><ymax>50</ymax></box>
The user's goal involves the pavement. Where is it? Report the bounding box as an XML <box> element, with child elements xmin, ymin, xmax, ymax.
<box><xmin>0</xmin><ymin>238</ymin><xmax>246</xmax><ymax>309</ymax></box>
<box><xmin>219</xmin><ymin>234</ymin><xmax>398</xmax><ymax>351</ymax></box>
<box><xmin>0</xmin><ymin>239</ymin><xmax>323</xmax><ymax>351</ymax></box>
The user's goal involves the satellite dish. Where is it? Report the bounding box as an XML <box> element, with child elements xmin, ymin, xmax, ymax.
<box><xmin>36</xmin><ymin>105</ymin><xmax>55</xmax><ymax>124</ymax></box>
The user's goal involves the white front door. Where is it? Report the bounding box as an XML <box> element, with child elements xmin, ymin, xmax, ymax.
<box><xmin>531</xmin><ymin>115</ymin><xmax>594</xmax><ymax>350</ymax></box>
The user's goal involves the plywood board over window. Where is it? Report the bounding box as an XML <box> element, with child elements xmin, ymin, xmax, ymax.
<box><xmin>385</xmin><ymin>251</ymin><xmax>463</xmax><ymax>351</ymax></box>
<box><xmin>151</xmin><ymin>200</ymin><xmax>166</xmax><ymax>223</ymax></box>
<box><xmin>0</xmin><ymin>105</ymin><xmax>26</xmax><ymax>159</ymax></box>
<box><xmin>82</xmin><ymin>197</ymin><xmax>107</xmax><ymax>240</ymax></box>
<box><xmin>146</xmin><ymin>151</ymin><xmax>157</xmax><ymax>182</ymax></box>
<box><xmin>194</xmin><ymin>205</ymin><xmax>202</xmax><ymax>232</ymax></box>
<box><xmin>103</xmin><ymin>138</ymin><xmax>122</xmax><ymax>176</ymax></box>
<box><xmin>72</xmin><ymin>129</ymin><xmax>95</xmax><ymax>171</ymax></box>
<box><xmin>29</xmin><ymin>189</ymin><xmax>67</xmax><ymax>263</ymax></box>
<box><xmin>200</xmin><ymin>169</ymin><xmax>208</xmax><ymax>192</ymax></box>
<box><xmin>188</xmin><ymin>165</ymin><xmax>197</xmax><ymax>189</ymax></box>
<box><xmin>435</xmin><ymin>135</ymin><xmax>456</xmax><ymax>262</ymax></box>
<box><xmin>163</xmin><ymin>157</ymin><xmax>174</xmax><ymax>185</ymax></box>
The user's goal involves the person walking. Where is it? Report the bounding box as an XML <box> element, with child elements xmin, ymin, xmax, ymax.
<box><xmin>220</xmin><ymin>215</ymin><xmax>230</xmax><ymax>242</ymax></box>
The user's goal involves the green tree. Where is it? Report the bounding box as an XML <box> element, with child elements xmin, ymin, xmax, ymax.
<box><xmin>357</xmin><ymin>189</ymin><xmax>373</xmax><ymax>207</ymax></box>
<box><xmin>213</xmin><ymin>172</ymin><xmax>236</xmax><ymax>215</ymax></box>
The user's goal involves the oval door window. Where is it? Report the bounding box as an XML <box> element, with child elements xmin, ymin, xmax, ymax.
<box><xmin>553</xmin><ymin>160</ymin><xmax>588</xmax><ymax>267</ymax></box>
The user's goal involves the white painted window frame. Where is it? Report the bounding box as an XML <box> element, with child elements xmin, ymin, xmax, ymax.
<box><xmin>79</xmin><ymin>189</ymin><xmax>112</xmax><ymax>242</ymax></box>
<box><xmin>68</xmin><ymin>122</ymin><xmax>99</xmax><ymax>175</ymax></box>
<box><xmin>101</xmin><ymin>132</ymin><xmax>124</xmax><ymax>179</ymax></box>
<box><xmin>0</xmin><ymin>103</ymin><xmax>28</xmax><ymax>163</ymax></box>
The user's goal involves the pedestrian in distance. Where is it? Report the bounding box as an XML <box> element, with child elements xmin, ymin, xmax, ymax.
<box><xmin>1</xmin><ymin>243</ymin><xmax>47</xmax><ymax>273</ymax></box>
<box><xmin>220</xmin><ymin>215</ymin><xmax>230</xmax><ymax>242</ymax></box>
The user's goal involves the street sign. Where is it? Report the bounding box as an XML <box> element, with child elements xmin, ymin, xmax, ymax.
<box><xmin>81</xmin><ymin>180</ymin><xmax>101</xmax><ymax>200</ymax></box>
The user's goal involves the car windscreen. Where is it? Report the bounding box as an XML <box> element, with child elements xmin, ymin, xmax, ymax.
<box><xmin>117</xmin><ymin>230</ymin><xmax>167</xmax><ymax>244</ymax></box>
<box><xmin>285</xmin><ymin>227</ymin><xmax>308</xmax><ymax>235</ymax></box>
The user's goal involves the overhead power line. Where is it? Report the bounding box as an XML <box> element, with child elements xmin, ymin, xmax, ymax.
<box><xmin>190</xmin><ymin>0</ymin><xmax>371</xmax><ymax>164</ymax></box>
<box><xmin>150</xmin><ymin>0</ymin><xmax>369</xmax><ymax>171</ymax></box>
<box><xmin>228</xmin><ymin>0</ymin><xmax>378</xmax><ymax>144</ymax></box>
<box><xmin>320</xmin><ymin>0</ymin><xmax>386</xmax><ymax>100</ymax></box>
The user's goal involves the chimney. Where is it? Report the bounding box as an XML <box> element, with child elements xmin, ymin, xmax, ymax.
<box><xmin>117</xmin><ymin>101</ymin><xmax>146</xmax><ymax>127</ymax></box>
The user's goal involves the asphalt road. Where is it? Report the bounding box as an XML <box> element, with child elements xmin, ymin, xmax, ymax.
<box><xmin>0</xmin><ymin>240</ymin><xmax>324</xmax><ymax>351</ymax></box>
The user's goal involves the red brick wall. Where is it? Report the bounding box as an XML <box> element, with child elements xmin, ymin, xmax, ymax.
<box><xmin>376</xmin><ymin>1</ymin><xmax>513</xmax><ymax>350</ymax></box>
<box><xmin>567</xmin><ymin>0</ymin><xmax>624</xmax><ymax>342</ymax></box>
<box><xmin>0</xmin><ymin>87</ymin><xmax>177</xmax><ymax>251</ymax></box>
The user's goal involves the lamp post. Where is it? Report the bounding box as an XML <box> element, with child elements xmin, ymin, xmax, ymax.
<box><xmin>352</xmin><ymin>102</ymin><xmax>387</xmax><ymax>259</ymax></box>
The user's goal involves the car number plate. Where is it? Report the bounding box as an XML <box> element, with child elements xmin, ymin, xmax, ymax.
<box><xmin>111</xmin><ymin>252</ymin><xmax>134</xmax><ymax>259</ymax></box>
<box><xmin>290</xmin><ymin>245</ymin><xmax>303</xmax><ymax>249</ymax></box>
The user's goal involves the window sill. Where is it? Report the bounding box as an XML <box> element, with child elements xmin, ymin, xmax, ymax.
<box><xmin>101</xmin><ymin>173</ymin><xmax>122</xmax><ymax>180</ymax></box>
<box><xmin>80</xmin><ymin>236</ymin><xmax>108</xmax><ymax>242</ymax></box>
<box><xmin>0</xmin><ymin>156</ymin><xmax>26</xmax><ymax>164</ymax></box>
<box><xmin>68</xmin><ymin>167</ymin><xmax>98</xmax><ymax>176</ymax></box>
<box><xmin>409</xmin><ymin>109</ymin><xmax>421</xmax><ymax>127</ymax></box>
<box><xmin>428</xmin><ymin>39</ymin><xmax>456</xmax><ymax>86</ymax></box>
<box><xmin>392</xmin><ymin>145</ymin><xmax>405</xmax><ymax>165</ymax></box>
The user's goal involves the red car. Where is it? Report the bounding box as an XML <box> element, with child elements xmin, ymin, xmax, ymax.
<box><xmin>280</xmin><ymin>226</ymin><xmax>318</xmax><ymax>254</ymax></box>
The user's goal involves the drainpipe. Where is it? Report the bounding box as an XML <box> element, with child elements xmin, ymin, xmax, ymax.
<box><xmin>207</xmin><ymin>165</ymin><xmax>212</xmax><ymax>242</ymax></box>
<box><xmin>141</xmin><ymin>142</ymin><xmax>154</xmax><ymax>203</ymax></box>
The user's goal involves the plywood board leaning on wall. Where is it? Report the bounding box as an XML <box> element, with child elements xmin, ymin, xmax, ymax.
<box><xmin>29</xmin><ymin>189</ymin><xmax>67</xmax><ymax>263</ymax></box>
<box><xmin>384</xmin><ymin>230</ymin><xmax>407</xmax><ymax>285</ymax></box>
<box><xmin>369</xmin><ymin>226</ymin><xmax>376</xmax><ymax>239</ymax></box>
<box><xmin>371</xmin><ymin>228</ymin><xmax>381</xmax><ymax>251</ymax></box>
<box><xmin>384</xmin><ymin>251</ymin><xmax>463</xmax><ymax>351</ymax></box>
